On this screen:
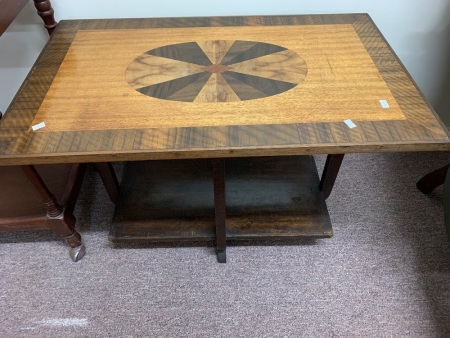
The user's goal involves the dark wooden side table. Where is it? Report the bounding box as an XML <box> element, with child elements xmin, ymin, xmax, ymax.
<box><xmin>0</xmin><ymin>0</ymin><xmax>119</xmax><ymax>261</ymax></box>
<box><xmin>1</xmin><ymin>14</ymin><xmax>449</xmax><ymax>262</ymax></box>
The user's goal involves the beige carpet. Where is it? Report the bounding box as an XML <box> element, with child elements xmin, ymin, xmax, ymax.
<box><xmin>1</xmin><ymin>152</ymin><xmax>450</xmax><ymax>337</ymax></box>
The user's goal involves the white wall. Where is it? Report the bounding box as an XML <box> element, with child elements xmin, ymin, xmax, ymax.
<box><xmin>1</xmin><ymin>0</ymin><xmax>450</xmax><ymax>123</ymax></box>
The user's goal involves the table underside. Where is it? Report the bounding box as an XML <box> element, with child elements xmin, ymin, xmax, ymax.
<box><xmin>110</xmin><ymin>156</ymin><xmax>332</xmax><ymax>245</ymax></box>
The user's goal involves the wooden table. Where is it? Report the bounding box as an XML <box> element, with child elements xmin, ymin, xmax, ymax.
<box><xmin>2</xmin><ymin>14</ymin><xmax>449</xmax><ymax>262</ymax></box>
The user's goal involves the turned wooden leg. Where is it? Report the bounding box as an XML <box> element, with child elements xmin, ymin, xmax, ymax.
<box><xmin>33</xmin><ymin>0</ymin><xmax>57</xmax><ymax>35</ymax></box>
<box><xmin>319</xmin><ymin>154</ymin><xmax>345</xmax><ymax>199</ymax></box>
<box><xmin>416</xmin><ymin>164</ymin><xmax>450</xmax><ymax>194</ymax></box>
<box><xmin>94</xmin><ymin>162</ymin><xmax>120</xmax><ymax>204</ymax></box>
<box><xmin>20</xmin><ymin>165</ymin><xmax>85</xmax><ymax>261</ymax></box>
<box><xmin>212</xmin><ymin>158</ymin><xmax>227</xmax><ymax>263</ymax></box>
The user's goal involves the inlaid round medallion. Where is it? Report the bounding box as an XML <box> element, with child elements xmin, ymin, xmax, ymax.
<box><xmin>126</xmin><ymin>40</ymin><xmax>308</xmax><ymax>102</ymax></box>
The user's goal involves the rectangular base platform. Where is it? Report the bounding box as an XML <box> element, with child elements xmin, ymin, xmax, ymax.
<box><xmin>110</xmin><ymin>156</ymin><xmax>332</xmax><ymax>244</ymax></box>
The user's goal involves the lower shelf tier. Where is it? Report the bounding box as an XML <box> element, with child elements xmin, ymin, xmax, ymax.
<box><xmin>110</xmin><ymin>156</ymin><xmax>332</xmax><ymax>244</ymax></box>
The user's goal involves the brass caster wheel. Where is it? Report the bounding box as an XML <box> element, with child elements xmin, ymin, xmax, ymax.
<box><xmin>216</xmin><ymin>249</ymin><xmax>226</xmax><ymax>263</ymax></box>
<box><xmin>69</xmin><ymin>244</ymin><xmax>86</xmax><ymax>262</ymax></box>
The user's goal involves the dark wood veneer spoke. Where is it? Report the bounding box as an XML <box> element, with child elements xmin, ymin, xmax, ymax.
<box><xmin>137</xmin><ymin>72</ymin><xmax>211</xmax><ymax>102</ymax></box>
<box><xmin>223</xmin><ymin>71</ymin><xmax>297</xmax><ymax>97</ymax></box>
<box><xmin>148</xmin><ymin>42</ymin><xmax>212</xmax><ymax>66</ymax></box>
<box><xmin>222</xmin><ymin>41</ymin><xmax>287</xmax><ymax>65</ymax></box>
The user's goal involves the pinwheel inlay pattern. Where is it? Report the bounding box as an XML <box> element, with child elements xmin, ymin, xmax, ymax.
<box><xmin>125</xmin><ymin>40</ymin><xmax>308</xmax><ymax>102</ymax></box>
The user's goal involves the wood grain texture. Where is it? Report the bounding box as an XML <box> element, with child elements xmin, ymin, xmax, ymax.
<box><xmin>1</xmin><ymin>14</ymin><xmax>449</xmax><ymax>165</ymax></box>
<box><xmin>110</xmin><ymin>156</ymin><xmax>332</xmax><ymax>243</ymax></box>
<box><xmin>33</xmin><ymin>25</ymin><xmax>405</xmax><ymax>130</ymax></box>
<box><xmin>126</xmin><ymin>40</ymin><xmax>307</xmax><ymax>102</ymax></box>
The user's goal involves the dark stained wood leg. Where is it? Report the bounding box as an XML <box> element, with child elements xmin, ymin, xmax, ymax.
<box><xmin>416</xmin><ymin>164</ymin><xmax>450</xmax><ymax>194</ymax></box>
<box><xmin>319</xmin><ymin>154</ymin><xmax>345</xmax><ymax>199</ymax></box>
<box><xmin>212</xmin><ymin>158</ymin><xmax>227</xmax><ymax>263</ymax></box>
<box><xmin>93</xmin><ymin>162</ymin><xmax>120</xmax><ymax>205</ymax></box>
<box><xmin>32</xmin><ymin>0</ymin><xmax>57</xmax><ymax>35</ymax></box>
<box><xmin>61</xmin><ymin>163</ymin><xmax>88</xmax><ymax>215</ymax></box>
<box><xmin>443</xmin><ymin>165</ymin><xmax>450</xmax><ymax>242</ymax></box>
<box><xmin>20</xmin><ymin>165</ymin><xmax>85</xmax><ymax>261</ymax></box>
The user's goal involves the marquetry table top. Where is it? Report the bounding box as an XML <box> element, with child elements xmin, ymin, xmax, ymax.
<box><xmin>1</xmin><ymin>14</ymin><xmax>449</xmax><ymax>165</ymax></box>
